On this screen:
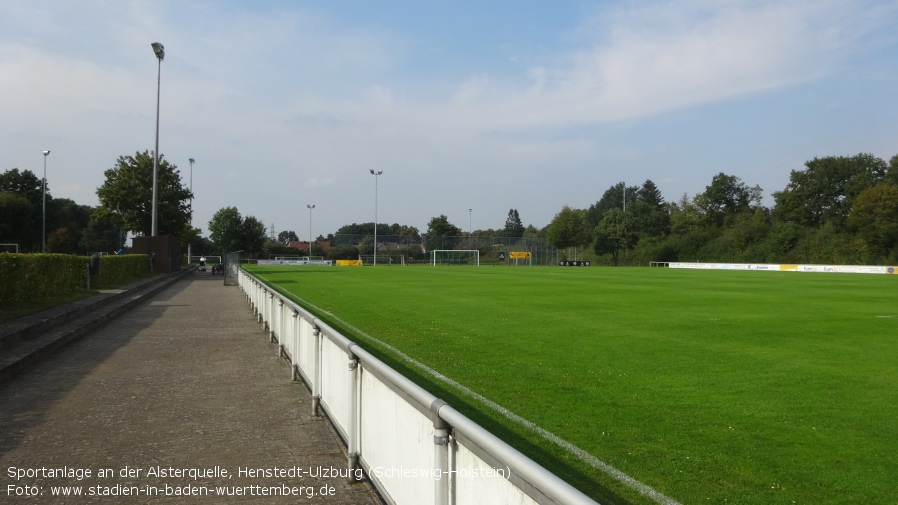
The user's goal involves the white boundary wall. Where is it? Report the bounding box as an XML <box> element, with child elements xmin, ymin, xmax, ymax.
<box><xmin>238</xmin><ymin>268</ymin><xmax>599</xmax><ymax>505</ymax></box>
<box><xmin>257</xmin><ymin>259</ymin><xmax>333</xmax><ymax>266</ymax></box>
<box><xmin>665</xmin><ymin>262</ymin><xmax>897</xmax><ymax>274</ymax></box>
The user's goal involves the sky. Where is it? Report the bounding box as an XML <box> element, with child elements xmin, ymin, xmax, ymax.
<box><xmin>2</xmin><ymin>0</ymin><xmax>898</xmax><ymax>241</ymax></box>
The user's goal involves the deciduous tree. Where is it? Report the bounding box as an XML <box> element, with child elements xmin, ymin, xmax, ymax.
<box><xmin>242</xmin><ymin>216</ymin><xmax>267</xmax><ymax>257</ymax></box>
<box><xmin>546</xmin><ymin>205</ymin><xmax>591</xmax><ymax>250</ymax></box>
<box><xmin>208</xmin><ymin>207</ymin><xmax>243</xmax><ymax>254</ymax></box>
<box><xmin>594</xmin><ymin>208</ymin><xmax>638</xmax><ymax>265</ymax></box>
<box><xmin>95</xmin><ymin>151</ymin><xmax>192</xmax><ymax>237</ymax></box>
<box><xmin>695</xmin><ymin>173</ymin><xmax>762</xmax><ymax>226</ymax></box>
<box><xmin>0</xmin><ymin>168</ymin><xmax>45</xmax><ymax>250</ymax></box>
<box><xmin>424</xmin><ymin>215</ymin><xmax>463</xmax><ymax>250</ymax></box>
<box><xmin>0</xmin><ymin>192</ymin><xmax>33</xmax><ymax>249</ymax></box>
<box><xmin>773</xmin><ymin>153</ymin><xmax>887</xmax><ymax>229</ymax></box>
<box><xmin>848</xmin><ymin>183</ymin><xmax>898</xmax><ymax>258</ymax></box>
<box><xmin>278</xmin><ymin>230</ymin><xmax>299</xmax><ymax>244</ymax></box>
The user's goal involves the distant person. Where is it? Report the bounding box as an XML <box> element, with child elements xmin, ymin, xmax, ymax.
<box><xmin>199</xmin><ymin>255</ymin><xmax>207</xmax><ymax>272</ymax></box>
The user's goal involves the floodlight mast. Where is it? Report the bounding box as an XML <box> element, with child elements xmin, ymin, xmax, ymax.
<box><xmin>622</xmin><ymin>181</ymin><xmax>627</xmax><ymax>266</ymax></box>
<box><xmin>307</xmin><ymin>204</ymin><xmax>315</xmax><ymax>251</ymax></box>
<box><xmin>42</xmin><ymin>150</ymin><xmax>50</xmax><ymax>253</ymax></box>
<box><xmin>188</xmin><ymin>158</ymin><xmax>195</xmax><ymax>262</ymax></box>
<box><xmin>369</xmin><ymin>170</ymin><xmax>383</xmax><ymax>265</ymax></box>
<box><xmin>150</xmin><ymin>42</ymin><xmax>165</xmax><ymax>236</ymax></box>
<box><xmin>469</xmin><ymin>208</ymin><xmax>472</xmax><ymax>249</ymax></box>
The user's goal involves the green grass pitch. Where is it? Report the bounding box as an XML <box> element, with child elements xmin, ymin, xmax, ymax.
<box><xmin>244</xmin><ymin>264</ymin><xmax>898</xmax><ymax>505</ymax></box>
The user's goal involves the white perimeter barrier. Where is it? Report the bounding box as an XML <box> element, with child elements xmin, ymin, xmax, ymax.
<box><xmin>256</xmin><ymin>259</ymin><xmax>333</xmax><ymax>266</ymax></box>
<box><xmin>238</xmin><ymin>268</ymin><xmax>599</xmax><ymax>505</ymax></box>
<box><xmin>663</xmin><ymin>262</ymin><xmax>897</xmax><ymax>274</ymax></box>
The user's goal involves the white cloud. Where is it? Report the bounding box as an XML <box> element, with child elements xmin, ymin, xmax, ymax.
<box><xmin>304</xmin><ymin>177</ymin><xmax>336</xmax><ymax>189</ymax></box>
<box><xmin>434</xmin><ymin>0</ymin><xmax>885</xmax><ymax>130</ymax></box>
<box><xmin>2</xmin><ymin>0</ymin><xmax>896</xmax><ymax>235</ymax></box>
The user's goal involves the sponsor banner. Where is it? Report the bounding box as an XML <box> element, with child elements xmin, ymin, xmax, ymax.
<box><xmin>669</xmin><ymin>262</ymin><xmax>895</xmax><ymax>275</ymax></box>
<box><xmin>842</xmin><ymin>265</ymin><xmax>890</xmax><ymax>274</ymax></box>
<box><xmin>257</xmin><ymin>260</ymin><xmax>332</xmax><ymax>266</ymax></box>
<box><xmin>336</xmin><ymin>260</ymin><xmax>363</xmax><ymax>266</ymax></box>
<box><xmin>558</xmin><ymin>261</ymin><xmax>590</xmax><ymax>267</ymax></box>
<box><xmin>668</xmin><ymin>262</ymin><xmax>715</xmax><ymax>269</ymax></box>
<box><xmin>509</xmin><ymin>251</ymin><xmax>532</xmax><ymax>259</ymax></box>
<box><xmin>746</xmin><ymin>264</ymin><xmax>779</xmax><ymax>271</ymax></box>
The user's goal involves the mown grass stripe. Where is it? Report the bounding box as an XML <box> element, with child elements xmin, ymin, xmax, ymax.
<box><xmin>248</xmin><ymin>265</ymin><xmax>898</xmax><ymax>504</ymax></box>
<box><xmin>265</xmin><ymin>286</ymin><xmax>681</xmax><ymax>505</ymax></box>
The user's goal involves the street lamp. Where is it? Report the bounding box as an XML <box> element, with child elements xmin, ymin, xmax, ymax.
<box><xmin>150</xmin><ymin>42</ymin><xmax>165</xmax><ymax>236</ymax></box>
<box><xmin>41</xmin><ymin>150</ymin><xmax>50</xmax><ymax>253</ymax></box>
<box><xmin>621</xmin><ymin>181</ymin><xmax>627</xmax><ymax>266</ymax></box>
<box><xmin>621</xmin><ymin>181</ymin><xmax>626</xmax><ymax>212</ymax></box>
<box><xmin>369</xmin><ymin>169</ymin><xmax>383</xmax><ymax>265</ymax></box>
<box><xmin>307</xmin><ymin>204</ymin><xmax>315</xmax><ymax>254</ymax></box>
<box><xmin>469</xmin><ymin>208</ymin><xmax>472</xmax><ymax>249</ymax></box>
<box><xmin>188</xmin><ymin>158</ymin><xmax>194</xmax><ymax>262</ymax></box>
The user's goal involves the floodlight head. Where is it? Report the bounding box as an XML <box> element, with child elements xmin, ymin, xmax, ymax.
<box><xmin>370</xmin><ymin>169</ymin><xmax>383</xmax><ymax>175</ymax></box>
<box><xmin>151</xmin><ymin>42</ymin><xmax>165</xmax><ymax>60</ymax></box>
<box><xmin>189</xmin><ymin>158</ymin><xmax>195</xmax><ymax>164</ymax></box>
<box><xmin>43</xmin><ymin>150</ymin><xmax>50</xmax><ymax>156</ymax></box>
<box><xmin>307</xmin><ymin>204</ymin><xmax>315</xmax><ymax>209</ymax></box>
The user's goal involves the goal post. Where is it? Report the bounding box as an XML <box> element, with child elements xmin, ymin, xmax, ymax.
<box><xmin>431</xmin><ymin>250</ymin><xmax>480</xmax><ymax>266</ymax></box>
<box><xmin>359</xmin><ymin>254</ymin><xmax>406</xmax><ymax>266</ymax></box>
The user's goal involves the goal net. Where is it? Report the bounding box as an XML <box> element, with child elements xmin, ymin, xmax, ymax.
<box><xmin>431</xmin><ymin>250</ymin><xmax>480</xmax><ymax>266</ymax></box>
<box><xmin>359</xmin><ymin>254</ymin><xmax>406</xmax><ymax>266</ymax></box>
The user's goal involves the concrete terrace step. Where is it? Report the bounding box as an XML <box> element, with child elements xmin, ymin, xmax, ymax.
<box><xmin>0</xmin><ymin>269</ymin><xmax>193</xmax><ymax>384</ymax></box>
<box><xmin>0</xmin><ymin>271</ymin><xmax>382</xmax><ymax>505</ymax></box>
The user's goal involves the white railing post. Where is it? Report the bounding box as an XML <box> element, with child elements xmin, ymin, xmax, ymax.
<box><xmin>291</xmin><ymin>309</ymin><xmax>300</xmax><ymax>381</ymax></box>
<box><xmin>432</xmin><ymin>399</ymin><xmax>450</xmax><ymax>505</ymax></box>
<box><xmin>267</xmin><ymin>291</ymin><xmax>275</xmax><ymax>342</ymax></box>
<box><xmin>276</xmin><ymin>299</ymin><xmax>284</xmax><ymax>356</ymax></box>
<box><xmin>311</xmin><ymin>325</ymin><xmax>322</xmax><ymax>416</ymax></box>
<box><xmin>347</xmin><ymin>353</ymin><xmax>360</xmax><ymax>481</ymax></box>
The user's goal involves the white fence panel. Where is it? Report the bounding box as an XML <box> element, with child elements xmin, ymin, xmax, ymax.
<box><xmin>297</xmin><ymin>316</ymin><xmax>318</xmax><ymax>386</ymax></box>
<box><xmin>454</xmin><ymin>440</ymin><xmax>533</xmax><ymax>505</ymax></box>
<box><xmin>318</xmin><ymin>332</ymin><xmax>353</xmax><ymax>438</ymax></box>
<box><xmin>360</xmin><ymin>367</ymin><xmax>436</xmax><ymax>504</ymax></box>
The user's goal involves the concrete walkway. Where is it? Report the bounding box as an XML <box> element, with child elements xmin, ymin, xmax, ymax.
<box><xmin>0</xmin><ymin>273</ymin><xmax>382</xmax><ymax>504</ymax></box>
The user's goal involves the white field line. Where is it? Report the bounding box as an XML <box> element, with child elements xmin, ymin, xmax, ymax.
<box><xmin>291</xmin><ymin>294</ymin><xmax>682</xmax><ymax>505</ymax></box>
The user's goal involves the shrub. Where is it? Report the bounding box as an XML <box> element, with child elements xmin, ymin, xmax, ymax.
<box><xmin>0</xmin><ymin>253</ymin><xmax>152</xmax><ymax>304</ymax></box>
<box><xmin>0</xmin><ymin>253</ymin><xmax>85</xmax><ymax>304</ymax></box>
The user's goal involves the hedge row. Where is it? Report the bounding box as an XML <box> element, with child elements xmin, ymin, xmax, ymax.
<box><xmin>0</xmin><ymin>253</ymin><xmax>151</xmax><ymax>304</ymax></box>
<box><xmin>91</xmin><ymin>254</ymin><xmax>152</xmax><ymax>289</ymax></box>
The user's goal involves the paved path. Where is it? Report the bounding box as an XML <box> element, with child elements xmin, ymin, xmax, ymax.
<box><xmin>0</xmin><ymin>273</ymin><xmax>382</xmax><ymax>504</ymax></box>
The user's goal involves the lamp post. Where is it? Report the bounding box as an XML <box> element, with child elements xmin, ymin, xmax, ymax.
<box><xmin>369</xmin><ymin>170</ymin><xmax>383</xmax><ymax>265</ymax></box>
<box><xmin>150</xmin><ymin>42</ymin><xmax>165</xmax><ymax>236</ymax></box>
<box><xmin>41</xmin><ymin>150</ymin><xmax>50</xmax><ymax>252</ymax></box>
<box><xmin>468</xmin><ymin>208</ymin><xmax>472</xmax><ymax>249</ymax></box>
<box><xmin>188</xmin><ymin>158</ymin><xmax>194</xmax><ymax>262</ymax></box>
<box><xmin>622</xmin><ymin>181</ymin><xmax>626</xmax><ymax>212</ymax></box>
<box><xmin>307</xmin><ymin>204</ymin><xmax>315</xmax><ymax>255</ymax></box>
<box><xmin>622</xmin><ymin>181</ymin><xmax>627</xmax><ymax>266</ymax></box>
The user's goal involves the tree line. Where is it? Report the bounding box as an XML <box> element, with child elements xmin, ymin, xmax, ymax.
<box><xmin>544</xmin><ymin>153</ymin><xmax>898</xmax><ymax>265</ymax></box>
<box><xmin>3</xmin><ymin>150</ymin><xmax>896</xmax><ymax>265</ymax></box>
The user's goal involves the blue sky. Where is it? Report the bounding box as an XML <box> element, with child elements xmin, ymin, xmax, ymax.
<box><xmin>2</xmin><ymin>0</ymin><xmax>897</xmax><ymax>240</ymax></box>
